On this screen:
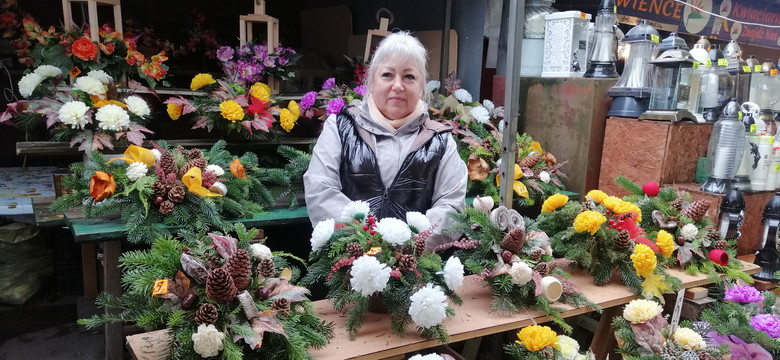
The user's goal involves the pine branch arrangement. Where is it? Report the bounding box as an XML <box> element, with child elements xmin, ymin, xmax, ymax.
<box><xmin>300</xmin><ymin>201</ymin><xmax>464</xmax><ymax>342</ymax></box>
<box><xmin>50</xmin><ymin>141</ymin><xmax>265</xmax><ymax>243</ymax></box>
<box><xmin>256</xmin><ymin>145</ymin><xmax>311</xmax><ymax>210</ymax></box>
<box><xmin>78</xmin><ymin>224</ymin><xmax>333</xmax><ymax>359</ymax></box>
<box><xmin>504</xmin><ymin>324</ymin><xmax>594</xmax><ymax>360</ymax></box>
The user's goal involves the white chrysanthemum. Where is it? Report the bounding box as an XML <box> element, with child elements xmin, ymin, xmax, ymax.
<box><xmin>623</xmin><ymin>299</ymin><xmax>664</xmax><ymax>323</ymax></box>
<box><xmin>672</xmin><ymin>327</ymin><xmax>707</xmax><ymax>350</ymax></box>
<box><xmin>507</xmin><ymin>261</ymin><xmax>533</xmax><ymax>286</ymax></box>
<box><xmin>205</xmin><ymin>164</ymin><xmax>225</xmax><ymax>176</ymax></box>
<box><xmin>124</xmin><ymin>96</ymin><xmax>150</xmax><ymax>117</ymax></box>
<box><xmin>87</xmin><ymin>69</ymin><xmax>113</xmax><ymax>84</ymax></box>
<box><xmin>406</xmin><ymin>211</ymin><xmax>431</xmax><ymax>233</ymax></box>
<box><xmin>426</xmin><ymin>80</ymin><xmax>440</xmax><ymax>93</ymax></box>
<box><xmin>34</xmin><ymin>65</ymin><xmax>62</xmax><ymax>78</ymax></box>
<box><xmin>453</xmin><ymin>88</ymin><xmax>472</xmax><ymax>102</ymax></box>
<box><xmin>74</xmin><ymin>76</ymin><xmax>106</xmax><ymax>95</ymax></box>
<box><xmin>191</xmin><ymin>324</ymin><xmax>225</xmax><ymax>358</ymax></box>
<box><xmin>539</xmin><ymin>171</ymin><xmax>551</xmax><ymax>183</ymax></box>
<box><xmin>208</xmin><ymin>182</ymin><xmax>227</xmax><ymax>196</ymax></box>
<box><xmin>469</xmin><ymin>106</ymin><xmax>490</xmax><ymax>124</ymax></box>
<box><xmin>151</xmin><ymin>149</ymin><xmax>162</xmax><ymax>162</ymax></box>
<box><xmin>339</xmin><ymin>200</ymin><xmax>371</xmax><ymax>222</ymax></box>
<box><xmin>349</xmin><ymin>255</ymin><xmax>391</xmax><ymax>296</ymax></box>
<box><xmin>126</xmin><ymin>162</ymin><xmax>148</xmax><ymax>182</ymax></box>
<box><xmin>482</xmin><ymin>99</ymin><xmax>495</xmax><ymax>112</ymax></box>
<box><xmin>681</xmin><ymin>223</ymin><xmax>699</xmax><ymax>240</ymax></box>
<box><xmin>408</xmin><ymin>283</ymin><xmax>448</xmax><ymax>329</ymax></box>
<box><xmin>556</xmin><ymin>335</ymin><xmax>581</xmax><ymax>360</ymax></box>
<box><xmin>409</xmin><ymin>354</ymin><xmax>444</xmax><ymax>360</ymax></box>
<box><xmin>249</xmin><ymin>243</ymin><xmax>273</xmax><ymax>260</ymax></box>
<box><xmin>58</xmin><ymin>101</ymin><xmax>90</xmax><ymax>129</ymax></box>
<box><xmin>442</xmin><ymin>257</ymin><xmax>464</xmax><ymax>291</ymax></box>
<box><xmin>310</xmin><ymin>218</ymin><xmax>335</xmax><ymax>252</ymax></box>
<box><xmin>95</xmin><ymin>104</ymin><xmax>130</xmax><ymax>131</ymax></box>
<box><xmin>375</xmin><ymin>217</ymin><xmax>412</xmax><ymax>246</ymax></box>
<box><xmin>18</xmin><ymin>72</ymin><xmax>43</xmax><ymax>98</ymax></box>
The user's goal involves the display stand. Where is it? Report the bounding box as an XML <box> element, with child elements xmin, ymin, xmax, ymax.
<box><xmin>364</xmin><ymin>17</ymin><xmax>391</xmax><ymax>61</ymax></box>
<box><xmin>62</xmin><ymin>0</ymin><xmax>123</xmax><ymax>42</ymax></box>
<box><xmin>239</xmin><ymin>0</ymin><xmax>280</xmax><ymax>93</ymax></box>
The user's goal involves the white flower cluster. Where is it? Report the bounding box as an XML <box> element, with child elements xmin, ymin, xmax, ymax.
<box><xmin>95</xmin><ymin>104</ymin><xmax>130</xmax><ymax>131</ymax></box>
<box><xmin>406</xmin><ymin>211</ymin><xmax>431</xmax><ymax>233</ymax></box>
<box><xmin>442</xmin><ymin>257</ymin><xmax>464</xmax><ymax>291</ymax></box>
<box><xmin>74</xmin><ymin>76</ymin><xmax>106</xmax><ymax>96</ymax></box>
<box><xmin>58</xmin><ymin>101</ymin><xmax>90</xmax><ymax>129</ymax></box>
<box><xmin>249</xmin><ymin>243</ymin><xmax>273</xmax><ymax>261</ymax></box>
<box><xmin>349</xmin><ymin>255</ymin><xmax>391</xmax><ymax>296</ymax></box>
<box><xmin>507</xmin><ymin>261</ymin><xmax>533</xmax><ymax>286</ymax></box>
<box><xmin>409</xmin><ymin>354</ymin><xmax>444</xmax><ymax>360</ymax></box>
<box><xmin>453</xmin><ymin>88</ymin><xmax>472</xmax><ymax>102</ymax></box>
<box><xmin>426</xmin><ymin>80</ymin><xmax>440</xmax><ymax>94</ymax></box>
<box><xmin>34</xmin><ymin>65</ymin><xmax>62</xmax><ymax>78</ymax></box>
<box><xmin>556</xmin><ymin>335</ymin><xmax>581</xmax><ymax>360</ymax></box>
<box><xmin>18</xmin><ymin>73</ymin><xmax>43</xmax><ymax>98</ymax></box>
<box><xmin>125</xmin><ymin>95</ymin><xmax>150</xmax><ymax>117</ymax></box>
<box><xmin>469</xmin><ymin>106</ymin><xmax>490</xmax><ymax>124</ymax></box>
<box><xmin>375</xmin><ymin>217</ymin><xmax>412</xmax><ymax>246</ymax></box>
<box><xmin>408</xmin><ymin>283</ymin><xmax>448</xmax><ymax>328</ymax></box>
<box><xmin>87</xmin><ymin>70</ymin><xmax>112</xmax><ymax>84</ymax></box>
<box><xmin>680</xmin><ymin>223</ymin><xmax>698</xmax><ymax>241</ymax></box>
<box><xmin>339</xmin><ymin>200</ymin><xmax>371</xmax><ymax>222</ymax></box>
<box><xmin>125</xmin><ymin>162</ymin><xmax>148</xmax><ymax>182</ymax></box>
<box><xmin>191</xmin><ymin>324</ymin><xmax>225</xmax><ymax>358</ymax></box>
<box><xmin>310</xmin><ymin>218</ymin><xmax>335</xmax><ymax>252</ymax></box>
<box><xmin>205</xmin><ymin>164</ymin><xmax>225</xmax><ymax>176</ymax></box>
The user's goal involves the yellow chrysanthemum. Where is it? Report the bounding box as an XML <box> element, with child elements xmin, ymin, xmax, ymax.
<box><xmin>641</xmin><ymin>273</ymin><xmax>669</xmax><ymax>300</ymax></box>
<box><xmin>250</xmin><ymin>82</ymin><xmax>270</xmax><ymax>101</ymax></box>
<box><xmin>655</xmin><ymin>230</ymin><xmax>674</xmax><ymax>258</ymax></box>
<box><xmin>541</xmin><ymin>193</ymin><xmax>569</xmax><ymax>212</ymax></box>
<box><xmin>190</xmin><ymin>73</ymin><xmax>216</xmax><ymax>91</ymax></box>
<box><xmin>280</xmin><ymin>108</ymin><xmax>296</xmax><ymax>132</ymax></box>
<box><xmin>672</xmin><ymin>327</ymin><xmax>707</xmax><ymax>350</ymax></box>
<box><xmin>587</xmin><ymin>189</ymin><xmax>607</xmax><ymax>203</ymax></box>
<box><xmin>515</xmin><ymin>325</ymin><xmax>559</xmax><ymax>352</ymax></box>
<box><xmin>573</xmin><ymin>210</ymin><xmax>606</xmax><ymax>235</ymax></box>
<box><xmin>288</xmin><ymin>100</ymin><xmax>300</xmax><ymax>119</ymax></box>
<box><xmin>622</xmin><ymin>298</ymin><xmax>663</xmax><ymax>323</ymax></box>
<box><xmin>530</xmin><ymin>141</ymin><xmax>542</xmax><ymax>154</ymax></box>
<box><xmin>603</xmin><ymin>196</ymin><xmax>642</xmax><ymax>222</ymax></box>
<box><xmin>219</xmin><ymin>100</ymin><xmax>245</xmax><ymax>122</ymax></box>
<box><xmin>631</xmin><ymin>243</ymin><xmax>657</xmax><ymax>278</ymax></box>
<box><xmin>167</xmin><ymin>103</ymin><xmax>183</xmax><ymax>120</ymax></box>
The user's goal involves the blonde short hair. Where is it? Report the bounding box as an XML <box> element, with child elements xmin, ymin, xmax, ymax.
<box><xmin>365</xmin><ymin>31</ymin><xmax>430</xmax><ymax>102</ymax></box>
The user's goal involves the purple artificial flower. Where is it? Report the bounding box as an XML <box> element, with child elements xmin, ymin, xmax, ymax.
<box><xmin>216</xmin><ymin>46</ymin><xmax>234</xmax><ymax>62</ymax></box>
<box><xmin>278</xmin><ymin>57</ymin><xmax>289</xmax><ymax>66</ymax></box>
<box><xmin>253</xmin><ymin>44</ymin><xmax>267</xmax><ymax>56</ymax></box>
<box><xmin>725</xmin><ymin>285</ymin><xmax>764</xmax><ymax>303</ymax></box>
<box><xmin>326</xmin><ymin>98</ymin><xmax>345</xmax><ymax>115</ymax></box>
<box><xmin>750</xmin><ymin>314</ymin><xmax>780</xmax><ymax>338</ymax></box>
<box><xmin>353</xmin><ymin>85</ymin><xmax>366</xmax><ymax>97</ymax></box>
<box><xmin>300</xmin><ymin>91</ymin><xmax>317</xmax><ymax>110</ymax></box>
<box><xmin>708</xmin><ymin>332</ymin><xmax>773</xmax><ymax>360</ymax></box>
<box><xmin>263</xmin><ymin>57</ymin><xmax>276</xmax><ymax>68</ymax></box>
<box><xmin>237</xmin><ymin>60</ymin><xmax>262</xmax><ymax>83</ymax></box>
<box><xmin>238</xmin><ymin>44</ymin><xmax>252</xmax><ymax>55</ymax></box>
<box><xmin>322</xmin><ymin>77</ymin><xmax>336</xmax><ymax>90</ymax></box>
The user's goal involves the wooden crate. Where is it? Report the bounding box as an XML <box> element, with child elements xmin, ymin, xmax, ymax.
<box><xmin>598</xmin><ymin>117</ymin><xmax>713</xmax><ymax>197</ymax></box>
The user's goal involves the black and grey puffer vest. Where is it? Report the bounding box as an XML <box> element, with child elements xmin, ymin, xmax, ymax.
<box><xmin>337</xmin><ymin>107</ymin><xmax>450</xmax><ymax>220</ymax></box>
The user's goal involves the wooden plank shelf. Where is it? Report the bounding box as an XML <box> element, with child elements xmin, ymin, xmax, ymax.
<box><xmin>15</xmin><ymin>138</ymin><xmax>315</xmax><ymax>156</ymax></box>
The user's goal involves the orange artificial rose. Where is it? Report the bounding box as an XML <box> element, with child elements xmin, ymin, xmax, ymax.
<box><xmin>229</xmin><ymin>158</ymin><xmax>246</xmax><ymax>179</ymax></box>
<box><xmin>72</xmin><ymin>38</ymin><xmax>98</xmax><ymax>61</ymax></box>
<box><xmin>89</xmin><ymin>171</ymin><xmax>116</xmax><ymax>202</ymax></box>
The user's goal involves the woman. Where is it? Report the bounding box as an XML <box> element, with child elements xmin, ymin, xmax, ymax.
<box><xmin>303</xmin><ymin>31</ymin><xmax>467</xmax><ymax>249</ymax></box>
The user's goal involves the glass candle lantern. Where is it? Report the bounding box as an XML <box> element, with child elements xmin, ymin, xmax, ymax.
<box><xmin>753</xmin><ymin>192</ymin><xmax>780</xmax><ymax>282</ymax></box>
<box><xmin>520</xmin><ymin>0</ymin><xmax>558</xmax><ymax>76</ymax></box>
<box><xmin>724</xmin><ymin>40</ymin><xmax>752</xmax><ymax>104</ymax></box>
<box><xmin>701</xmin><ymin>99</ymin><xmax>746</xmax><ymax>194</ymax></box>
<box><xmin>641</xmin><ymin>42</ymin><xmax>697</xmax><ymax>122</ymax></box>
<box><xmin>584</xmin><ymin>0</ymin><xmax>618</xmax><ymax>78</ymax></box>
<box><xmin>696</xmin><ymin>47</ymin><xmax>734</xmax><ymax>123</ymax></box>
<box><xmin>689</xmin><ymin>36</ymin><xmax>711</xmax><ymax>64</ymax></box>
<box><xmin>606</xmin><ymin>20</ymin><xmax>659</xmax><ymax>117</ymax></box>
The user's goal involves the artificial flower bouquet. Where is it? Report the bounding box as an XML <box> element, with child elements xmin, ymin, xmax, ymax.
<box><xmin>215</xmin><ymin>42</ymin><xmax>300</xmax><ymax>85</ymax></box>
<box><xmin>301</xmin><ymin>200</ymin><xmax>464</xmax><ymax>342</ymax></box>
<box><xmin>1</xmin><ymin>67</ymin><xmax>154</xmax><ymax>151</ymax></box>
<box><xmin>535</xmin><ymin>190</ymin><xmax>681</xmax><ymax>301</ymax></box>
<box><xmin>613</xmin><ymin>298</ymin><xmax>729</xmax><ymax>360</ymax></box>
<box><xmin>448</xmin><ymin>200</ymin><xmax>597</xmax><ymax>332</ymax></box>
<box><xmin>50</xmin><ymin>141</ymin><xmax>266</xmax><ymax>243</ymax></box>
<box><xmin>164</xmin><ymin>74</ymin><xmax>301</xmax><ymax>141</ymax></box>
<box><xmin>79</xmin><ymin>225</ymin><xmax>334</xmax><ymax>359</ymax></box>
<box><xmin>505</xmin><ymin>324</ymin><xmax>595</xmax><ymax>360</ymax></box>
<box><xmin>615</xmin><ymin>177</ymin><xmax>749</xmax><ymax>281</ymax></box>
<box><xmin>298</xmin><ymin>77</ymin><xmax>366</xmax><ymax>120</ymax></box>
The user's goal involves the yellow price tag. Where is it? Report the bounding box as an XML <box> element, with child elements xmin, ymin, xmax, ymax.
<box><xmin>743</xmin><ymin>66</ymin><xmax>752</xmax><ymax>73</ymax></box>
<box><xmin>651</xmin><ymin>34</ymin><xmax>659</xmax><ymax>43</ymax></box>
<box><xmin>693</xmin><ymin>62</ymin><xmax>700</xmax><ymax>69</ymax></box>
<box><xmin>614</xmin><ymin>5</ymin><xmax>617</xmax><ymax>13</ymax></box>
<box><xmin>717</xmin><ymin>58</ymin><xmax>728</xmax><ymax>66</ymax></box>
<box><xmin>772</xmin><ymin>69</ymin><xmax>779</xmax><ymax>76</ymax></box>
<box><xmin>776</xmin><ymin>164</ymin><xmax>780</xmax><ymax>172</ymax></box>
<box><xmin>756</xmin><ymin>65</ymin><xmax>763</xmax><ymax>72</ymax></box>
<box><xmin>579</xmin><ymin>12</ymin><xmax>587</xmax><ymax>19</ymax></box>
<box><xmin>738</xmin><ymin>111</ymin><xmax>743</xmax><ymax>120</ymax></box>
<box><xmin>751</xmin><ymin>124</ymin><xmax>757</xmax><ymax>133</ymax></box>
<box><xmin>152</xmin><ymin>279</ymin><xmax>168</xmax><ymax>296</ymax></box>
<box><xmin>704</xmin><ymin>60</ymin><xmax>712</xmax><ymax>67</ymax></box>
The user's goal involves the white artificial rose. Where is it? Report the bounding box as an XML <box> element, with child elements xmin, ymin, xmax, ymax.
<box><xmin>125</xmin><ymin>95</ymin><xmax>151</xmax><ymax>117</ymax></box>
<box><xmin>539</xmin><ymin>171</ymin><xmax>551</xmax><ymax>183</ymax></box>
<box><xmin>249</xmin><ymin>243</ymin><xmax>273</xmax><ymax>261</ymax></box>
<box><xmin>191</xmin><ymin>324</ymin><xmax>225</xmax><ymax>358</ymax></box>
<box><xmin>125</xmin><ymin>162</ymin><xmax>148</xmax><ymax>182</ymax></box>
<box><xmin>507</xmin><ymin>261</ymin><xmax>533</xmax><ymax>286</ymax></box>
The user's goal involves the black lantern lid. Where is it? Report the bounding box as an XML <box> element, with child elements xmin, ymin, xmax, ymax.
<box><xmin>721</xmin><ymin>98</ymin><xmax>740</xmax><ymax>120</ymax></box>
<box><xmin>597</xmin><ymin>0</ymin><xmax>616</xmax><ymax>13</ymax></box>
<box><xmin>622</xmin><ymin>20</ymin><xmax>659</xmax><ymax>44</ymax></box>
<box><xmin>763</xmin><ymin>192</ymin><xmax>780</xmax><ymax>220</ymax></box>
<box><xmin>708</xmin><ymin>44</ymin><xmax>725</xmax><ymax>63</ymax></box>
<box><xmin>721</xmin><ymin>188</ymin><xmax>746</xmax><ymax>212</ymax></box>
<box><xmin>659</xmin><ymin>33</ymin><xmax>689</xmax><ymax>53</ymax></box>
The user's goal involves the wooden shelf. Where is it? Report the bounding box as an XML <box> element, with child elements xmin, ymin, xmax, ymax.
<box><xmin>15</xmin><ymin>138</ymin><xmax>315</xmax><ymax>156</ymax></box>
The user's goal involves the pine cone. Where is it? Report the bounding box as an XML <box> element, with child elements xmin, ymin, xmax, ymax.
<box><xmin>168</xmin><ymin>186</ymin><xmax>186</xmax><ymax>204</ymax></box>
<box><xmin>186</xmin><ymin>148</ymin><xmax>202</xmax><ymax>160</ymax></box>
<box><xmin>225</xmin><ymin>249</ymin><xmax>252</xmax><ymax>291</ymax></box>
<box><xmin>714</xmin><ymin>239</ymin><xmax>729</xmax><ymax>250</ymax></box>
<box><xmin>257</xmin><ymin>258</ymin><xmax>276</xmax><ymax>278</ymax></box>
<box><xmin>159</xmin><ymin>151</ymin><xmax>177</xmax><ymax>176</ymax></box>
<box><xmin>529</xmin><ymin>249</ymin><xmax>544</xmax><ymax>262</ymax></box>
<box><xmin>397</xmin><ymin>254</ymin><xmax>418</xmax><ymax>272</ymax></box>
<box><xmin>206</xmin><ymin>268</ymin><xmax>237</xmax><ymax>304</ymax></box>
<box><xmin>151</xmin><ymin>181</ymin><xmax>166</xmax><ymax>196</ymax></box>
<box><xmin>669</xmin><ymin>198</ymin><xmax>683</xmax><ymax>211</ymax></box>
<box><xmin>534</xmin><ymin>262</ymin><xmax>555</xmax><ymax>276</ymax></box>
<box><xmin>346</xmin><ymin>242</ymin><xmax>364</xmax><ymax>258</ymax></box>
<box><xmin>414</xmin><ymin>237</ymin><xmax>427</xmax><ymax>257</ymax></box>
<box><xmin>272</xmin><ymin>298</ymin><xmax>290</xmax><ymax>316</ymax></box>
<box><xmin>195</xmin><ymin>303</ymin><xmax>218</xmax><ymax>325</ymax></box>
<box><xmin>696</xmin><ymin>351</ymin><xmax>717</xmax><ymax>360</ymax></box>
<box><xmin>202</xmin><ymin>252</ymin><xmax>222</xmax><ymax>269</ymax></box>
<box><xmin>174</xmin><ymin>145</ymin><xmax>187</xmax><ymax>155</ymax></box>
<box><xmin>178</xmin><ymin>158</ymin><xmax>208</xmax><ymax>177</ymax></box>
<box><xmin>614</xmin><ymin>229</ymin><xmax>632</xmax><ymax>249</ymax></box>
<box><xmin>201</xmin><ymin>171</ymin><xmax>217</xmax><ymax>188</ymax></box>
<box><xmin>501</xmin><ymin>228</ymin><xmax>525</xmax><ymax>253</ymax></box>
<box><xmin>680</xmin><ymin>200</ymin><xmax>710</xmax><ymax>222</ymax></box>
<box><xmin>159</xmin><ymin>200</ymin><xmax>175</xmax><ymax>215</ymax></box>
<box><xmin>518</xmin><ymin>153</ymin><xmax>541</xmax><ymax>169</ymax></box>
<box><xmin>707</xmin><ymin>230</ymin><xmax>721</xmax><ymax>242</ymax></box>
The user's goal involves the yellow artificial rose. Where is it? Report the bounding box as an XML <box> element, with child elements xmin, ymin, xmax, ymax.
<box><xmin>622</xmin><ymin>298</ymin><xmax>663</xmax><ymax>323</ymax></box>
<box><xmin>250</xmin><ymin>82</ymin><xmax>270</xmax><ymax>101</ymax></box>
<box><xmin>655</xmin><ymin>230</ymin><xmax>674</xmax><ymax>258</ymax></box>
<box><xmin>586</xmin><ymin>189</ymin><xmax>607</xmax><ymax>203</ymax></box>
<box><xmin>573</xmin><ymin>210</ymin><xmax>606</xmax><ymax>235</ymax></box>
<box><xmin>631</xmin><ymin>243</ymin><xmax>657</xmax><ymax>277</ymax></box>
<box><xmin>219</xmin><ymin>100</ymin><xmax>245</xmax><ymax>122</ymax></box>
<box><xmin>515</xmin><ymin>325</ymin><xmax>559</xmax><ymax>352</ymax></box>
<box><xmin>280</xmin><ymin>108</ymin><xmax>296</xmax><ymax>132</ymax></box>
<box><xmin>541</xmin><ymin>193</ymin><xmax>569</xmax><ymax>212</ymax></box>
<box><xmin>190</xmin><ymin>73</ymin><xmax>216</xmax><ymax>90</ymax></box>
<box><xmin>672</xmin><ymin>327</ymin><xmax>707</xmax><ymax>350</ymax></box>
<box><xmin>288</xmin><ymin>100</ymin><xmax>300</xmax><ymax>119</ymax></box>
<box><xmin>167</xmin><ymin>103</ymin><xmax>183</xmax><ymax>120</ymax></box>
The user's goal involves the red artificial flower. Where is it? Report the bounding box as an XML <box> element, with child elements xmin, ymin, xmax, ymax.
<box><xmin>246</xmin><ymin>96</ymin><xmax>269</xmax><ymax>117</ymax></box>
<box><xmin>72</xmin><ymin>38</ymin><xmax>98</xmax><ymax>61</ymax></box>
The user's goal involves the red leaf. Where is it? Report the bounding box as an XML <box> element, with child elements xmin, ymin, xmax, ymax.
<box><xmin>208</xmin><ymin>233</ymin><xmax>237</xmax><ymax>259</ymax></box>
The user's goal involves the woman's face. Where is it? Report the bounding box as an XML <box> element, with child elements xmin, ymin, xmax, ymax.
<box><xmin>370</xmin><ymin>58</ymin><xmax>424</xmax><ymax>120</ymax></box>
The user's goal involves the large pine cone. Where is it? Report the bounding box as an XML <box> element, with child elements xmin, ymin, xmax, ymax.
<box><xmin>159</xmin><ymin>200</ymin><xmax>175</xmax><ymax>215</ymax></box>
<box><xmin>257</xmin><ymin>258</ymin><xmax>276</xmax><ymax>278</ymax></box>
<box><xmin>680</xmin><ymin>200</ymin><xmax>711</xmax><ymax>222</ymax></box>
<box><xmin>178</xmin><ymin>158</ymin><xmax>208</xmax><ymax>177</ymax></box>
<box><xmin>159</xmin><ymin>151</ymin><xmax>177</xmax><ymax>176</ymax></box>
<box><xmin>206</xmin><ymin>268</ymin><xmax>237</xmax><ymax>304</ymax></box>
<box><xmin>534</xmin><ymin>262</ymin><xmax>555</xmax><ymax>276</ymax></box>
<box><xmin>168</xmin><ymin>186</ymin><xmax>186</xmax><ymax>204</ymax></box>
<box><xmin>614</xmin><ymin>229</ymin><xmax>632</xmax><ymax>249</ymax></box>
<box><xmin>501</xmin><ymin>228</ymin><xmax>525</xmax><ymax>253</ymax></box>
<box><xmin>669</xmin><ymin>198</ymin><xmax>683</xmax><ymax>211</ymax></box>
<box><xmin>151</xmin><ymin>181</ymin><xmax>166</xmax><ymax>197</ymax></box>
<box><xmin>272</xmin><ymin>298</ymin><xmax>290</xmax><ymax>316</ymax></box>
<box><xmin>714</xmin><ymin>239</ymin><xmax>729</xmax><ymax>250</ymax></box>
<box><xmin>518</xmin><ymin>153</ymin><xmax>541</xmax><ymax>169</ymax></box>
<box><xmin>186</xmin><ymin>148</ymin><xmax>202</xmax><ymax>160</ymax></box>
<box><xmin>529</xmin><ymin>249</ymin><xmax>544</xmax><ymax>262</ymax></box>
<box><xmin>414</xmin><ymin>237</ymin><xmax>427</xmax><ymax>257</ymax></box>
<box><xmin>194</xmin><ymin>303</ymin><xmax>218</xmax><ymax>325</ymax></box>
<box><xmin>397</xmin><ymin>254</ymin><xmax>418</xmax><ymax>272</ymax></box>
<box><xmin>346</xmin><ymin>242</ymin><xmax>365</xmax><ymax>258</ymax></box>
<box><xmin>225</xmin><ymin>249</ymin><xmax>252</xmax><ymax>291</ymax></box>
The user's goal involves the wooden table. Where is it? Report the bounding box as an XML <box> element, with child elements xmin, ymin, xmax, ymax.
<box><xmin>126</xmin><ymin>262</ymin><xmax>760</xmax><ymax>360</ymax></box>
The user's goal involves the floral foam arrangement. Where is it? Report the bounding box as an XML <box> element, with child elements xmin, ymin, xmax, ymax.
<box><xmin>504</xmin><ymin>324</ymin><xmax>595</xmax><ymax>360</ymax></box>
<box><xmin>448</xmin><ymin>201</ymin><xmax>597</xmax><ymax>332</ymax></box>
<box><xmin>51</xmin><ymin>141</ymin><xmax>266</xmax><ymax>243</ymax></box>
<box><xmin>301</xmin><ymin>201</ymin><xmax>464</xmax><ymax>342</ymax></box>
<box><xmin>535</xmin><ymin>190</ymin><xmax>681</xmax><ymax>301</ymax></box>
<box><xmin>79</xmin><ymin>225</ymin><xmax>334</xmax><ymax>359</ymax></box>
<box><xmin>1</xmin><ymin>68</ymin><xmax>153</xmax><ymax>151</ymax></box>
<box><xmin>613</xmin><ymin>298</ymin><xmax>729</xmax><ymax>360</ymax></box>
